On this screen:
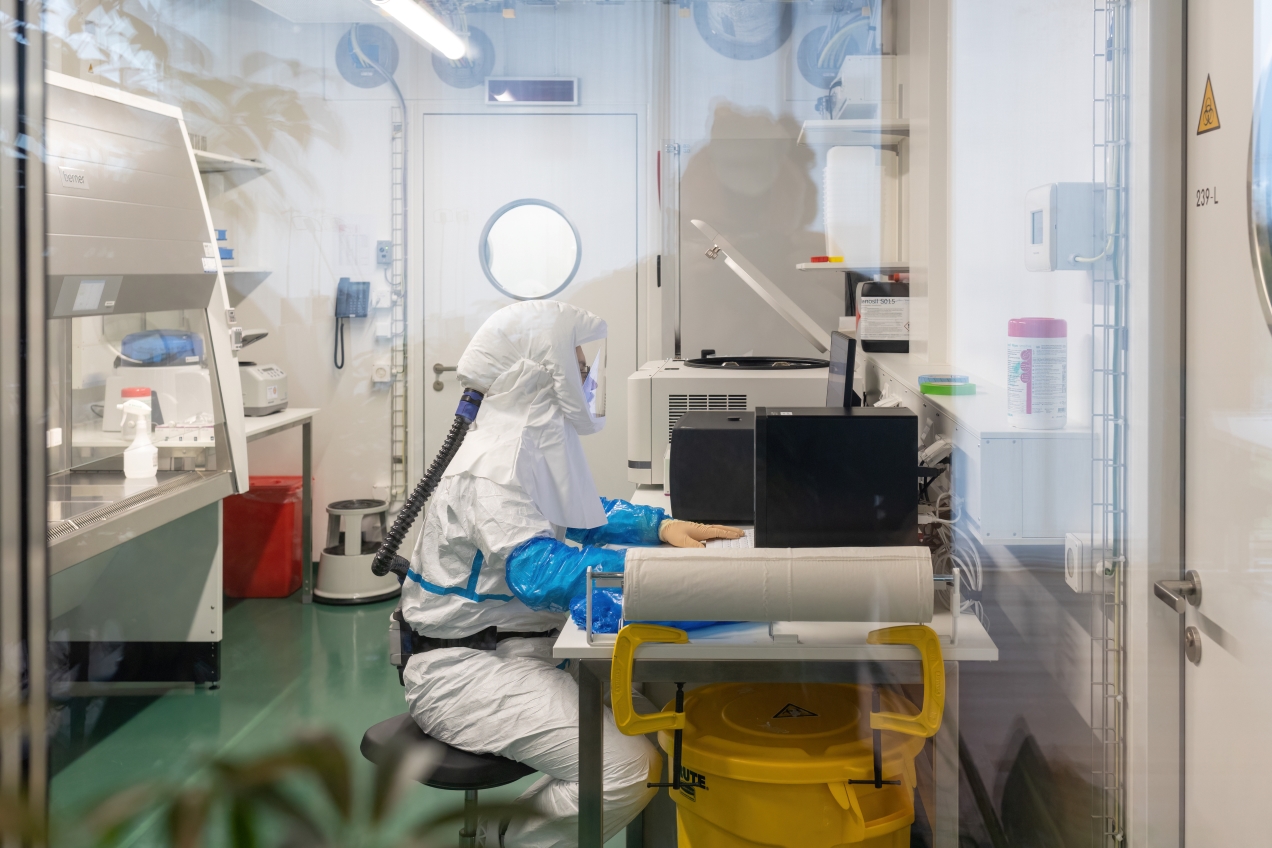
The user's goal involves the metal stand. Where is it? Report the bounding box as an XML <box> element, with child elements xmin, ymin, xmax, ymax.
<box><xmin>460</xmin><ymin>788</ymin><xmax>478</xmax><ymax>848</ymax></box>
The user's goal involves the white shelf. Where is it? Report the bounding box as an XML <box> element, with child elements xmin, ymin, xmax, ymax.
<box><xmin>244</xmin><ymin>407</ymin><xmax>317</xmax><ymax>442</ymax></box>
<box><xmin>798</xmin><ymin>119</ymin><xmax>910</xmax><ymax>147</ymax></box>
<box><xmin>863</xmin><ymin>352</ymin><xmax>1088</xmax><ymax>441</ymax></box>
<box><xmin>796</xmin><ymin>262</ymin><xmax>910</xmax><ymax>274</ymax></box>
<box><xmin>221</xmin><ymin>268</ymin><xmax>272</xmax><ymax>276</ymax></box>
<box><xmin>859</xmin><ymin>351</ymin><xmax>1091</xmax><ymax>546</ymax></box>
<box><xmin>194</xmin><ymin>150</ymin><xmax>270</xmax><ymax>175</ymax></box>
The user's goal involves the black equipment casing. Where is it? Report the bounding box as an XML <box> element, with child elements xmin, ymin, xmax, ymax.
<box><xmin>669</xmin><ymin>411</ymin><xmax>755</xmax><ymax>523</ymax></box>
<box><xmin>755</xmin><ymin>406</ymin><xmax>918</xmax><ymax>548</ymax></box>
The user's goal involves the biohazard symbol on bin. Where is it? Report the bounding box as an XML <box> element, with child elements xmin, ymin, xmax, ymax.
<box><xmin>772</xmin><ymin>703</ymin><xmax>818</xmax><ymax>719</ymax></box>
<box><xmin>1198</xmin><ymin>74</ymin><xmax>1221</xmax><ymax>135</ymax></box>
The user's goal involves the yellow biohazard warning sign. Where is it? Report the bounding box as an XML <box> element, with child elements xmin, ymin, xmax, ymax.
<box><xmin>1198</xmin><ymin>74</ymin><xmax>1221</xmax><ymax>134</ymax></box>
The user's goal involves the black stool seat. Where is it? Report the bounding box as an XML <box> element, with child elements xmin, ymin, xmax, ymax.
<box><xmin>361</xmin><ymin>713</ymin><xmax>535</xmax><ymax>791</ymax></box>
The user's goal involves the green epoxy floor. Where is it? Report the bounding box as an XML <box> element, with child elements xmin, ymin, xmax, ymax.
<box><xmin>49</xmin><ymin>596</ymin><xmax>625</xmax><ymax>847</ymax></box>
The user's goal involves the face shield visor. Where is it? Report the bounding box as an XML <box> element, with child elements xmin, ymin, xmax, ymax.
<box><xmin>577</xmin><ymin>338</ymin><xmax>606</xmax><ymax>422</ymax></box>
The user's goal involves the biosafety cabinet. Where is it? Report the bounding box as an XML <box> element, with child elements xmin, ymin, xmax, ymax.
<box><xmin>44</xmin><ymin>72</ymin><xmax>248</xmax><ymax>686</ymax></box>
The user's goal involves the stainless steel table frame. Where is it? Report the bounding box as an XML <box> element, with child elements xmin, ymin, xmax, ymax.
<box><xmin>244</xmin><ymin>408</ymin><xmax>318</xmax><ymax>603</ymax></box>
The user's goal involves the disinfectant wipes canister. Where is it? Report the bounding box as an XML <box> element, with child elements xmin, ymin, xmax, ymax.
<box><xmin>1007</xmin><ymin>317</ymin><xmax>1067</xmax><ymax>430</ymax></box>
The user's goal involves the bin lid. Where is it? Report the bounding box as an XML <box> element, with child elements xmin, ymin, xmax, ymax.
<box><xmin>660</xmin><ymin>683</ymin><xmax>926</xmax><ymax>784</ymax></box>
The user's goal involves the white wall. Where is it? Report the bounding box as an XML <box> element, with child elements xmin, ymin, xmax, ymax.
<box><xmin>47</xmin><ymin>0</ymin><xmax>1099</xmax><ymax>544</ymax></box>
<box><xmin>949</xmin><ymin>0</ymin><xmax>1095</xmax><ymax>422</ymax></box>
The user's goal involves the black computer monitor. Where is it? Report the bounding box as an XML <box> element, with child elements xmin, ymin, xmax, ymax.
<box><xmin>825</xmin><ymin>330</ymin><xmax>859</xmax><ymax>407</ymax></box>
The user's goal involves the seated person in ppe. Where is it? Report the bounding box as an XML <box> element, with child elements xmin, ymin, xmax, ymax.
<box><xmin>400</xmin><ymin>300</ymin><xmax>739</xmax><ymax>848</ymax></box>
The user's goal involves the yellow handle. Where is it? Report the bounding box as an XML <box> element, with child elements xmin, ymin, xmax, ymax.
<box><xmin>611</xmin><ymin>624</ymin><xmax>689</xmax><ymax>736</ymax></box>
<box><xmin>866</xmin><ymin>624</ymin><xmax>944</xmax><ymax>738</ymax></box>
<box><xmin>827</xmin><ymin>782</ymin><xmax>867</xmax><ymax>843</ymax></box>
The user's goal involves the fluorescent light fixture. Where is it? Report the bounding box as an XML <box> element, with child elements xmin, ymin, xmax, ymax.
<box><xmin>371</xmin><ymin>0</ymin><xmax>466</xmax><ymax>61</ymax></box>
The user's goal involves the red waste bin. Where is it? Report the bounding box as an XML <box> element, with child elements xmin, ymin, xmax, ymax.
<box><xmin>223</xmin><ymin>476</ymin><xmax>304</xmax><ymax>598</ymax></box>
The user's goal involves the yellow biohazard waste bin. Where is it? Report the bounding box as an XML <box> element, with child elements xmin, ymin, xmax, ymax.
<box><xmin>611</xmin><ymin>624</ymin><xmax>945</xmax><ymax>848</ymax></box>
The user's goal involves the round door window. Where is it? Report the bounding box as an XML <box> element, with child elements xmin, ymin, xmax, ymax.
<box><xmin>478</xmin><ymin>199</ymin><xmax>582</xmax><ymax>300</ymax></box>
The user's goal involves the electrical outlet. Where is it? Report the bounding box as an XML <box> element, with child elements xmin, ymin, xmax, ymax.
<box><xmin>372</xmin><ymin>360</ymin><xmax>392</xmax><ymax>383</ymax></box>
<box><xmin>376</xmin><ymin>240</ymin><xmax>393</xmax><ymax>266</ymax></box>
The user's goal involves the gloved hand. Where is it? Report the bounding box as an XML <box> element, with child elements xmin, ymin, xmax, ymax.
<box><xmin>658</xmin><ymin>519</ymin><xmax>744</xmax><ymax>548</ymax></box>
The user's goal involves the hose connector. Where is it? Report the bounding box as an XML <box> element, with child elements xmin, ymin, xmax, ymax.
<box><xmin>456</xmin><ymin>388</ymin><xmax>484</xmax><ymax>423</ymax></box>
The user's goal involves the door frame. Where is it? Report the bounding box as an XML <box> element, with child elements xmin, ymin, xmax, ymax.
<box><xmin>407</xmin><ymin>106</ymin><xmax>653</xmax><ymax>488</ymax></box>
<box><xmin>1126</xmin><ymin>1</ymin><xmax>1185</xmax><ymax>845</ymax></box>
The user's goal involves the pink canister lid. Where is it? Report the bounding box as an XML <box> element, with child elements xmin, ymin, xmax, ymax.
<box><xmin>1008</xmin><ymin>317</ymin><xmax>1067</xmax><ymax>338</ymax></box>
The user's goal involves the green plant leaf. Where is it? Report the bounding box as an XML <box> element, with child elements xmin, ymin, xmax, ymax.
<box><xmin>85</xmin><ymin>783</ymin><xmax>162</xmax><ymax>841</ymax></box>
<box><xmin>166</xmin><ymin>788</ymin><xmax>213</xmax><ymax>848</ymax></box>
<box><xmin>228</xmin><ymin>797</ymin><xmax>259</xmax><ymax>848</ymax></box>
<box><xmin>244</xmin><ymin>784</ymin><xmax>329</xmax><ymax>846</ymax></box>
<box><xmin>369</xmin><ymin>739</ymin><xmax>443</xmax><ymax>825</ymax></box>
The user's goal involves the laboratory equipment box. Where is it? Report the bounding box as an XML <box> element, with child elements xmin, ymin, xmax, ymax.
<box><xmin>755</xmin><ymin>406</ymin><xmax>919</xmax><ymax>548</ymax></box>
<box><xmin>669</xmin><ymin>411</ymin><xmax>755</xmax><ymax>523</ymax></box>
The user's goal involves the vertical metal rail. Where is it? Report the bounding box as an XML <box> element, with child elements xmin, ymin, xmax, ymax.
<box><xmin>1090</xmin><ymin>2</ymin><xmax>1129</xmax><ymax>844</ymax></box>
<box><xmin>0</xmin><ymin>0</ymin><xmax>48</xmax><ymax>833</ymax></box>
<box><xmin>389</xmin><ymin>106</ymin><xmax>409</xmax><ymax>510</ymax></box>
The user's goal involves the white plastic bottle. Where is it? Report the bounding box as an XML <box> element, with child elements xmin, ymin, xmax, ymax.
<box><xmin>118</xmin><ymin>398</ymin><xmax>158</xmax><ymax>479</ymax></box>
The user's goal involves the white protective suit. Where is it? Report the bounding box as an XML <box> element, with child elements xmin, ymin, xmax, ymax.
<box><xmin>401</xmin><ymin>301</ymin><xmax>660</xmax><ymax>848</ymax></box>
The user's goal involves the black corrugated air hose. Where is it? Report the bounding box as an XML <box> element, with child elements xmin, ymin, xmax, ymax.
<box><xmin>372</xmin><ymin>388</ymin><xmax>484</xmax><ymax>579</ymax></box>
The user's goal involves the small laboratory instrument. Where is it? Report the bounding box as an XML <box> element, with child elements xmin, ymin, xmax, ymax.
<box><xmin>1024</xmin><ymin>182</ymin><xmax>1103</xmax><ymax>271</ymax></box>
<box><xmin>667</xmin><ymin>401</ymin><xmax>919</xmax><ymax>545</ymax></box>
<box><xmin>755</xmin><ymin>406</ymin><xmax>918</xmax><ymax>548</ymax></box>
<box><xmin>240</xmin><ymin>363</ymin><xmax>288</xmax><ymax>416</ymax></box>
<box><xmin>668</xmin><ymin>411</ymin><xmax>754</xmax><ymax>523</ymax></box>
<box><xmin>628</xmin><ymin>220</ymin><xmax>832</xmax><ymax>486</ymax></box>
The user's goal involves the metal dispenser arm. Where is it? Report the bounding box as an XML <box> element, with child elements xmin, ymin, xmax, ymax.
<box><xmin>691</xmin><ymin>219</ymin><xmax>832</xmax><ymax>354</ymax></box>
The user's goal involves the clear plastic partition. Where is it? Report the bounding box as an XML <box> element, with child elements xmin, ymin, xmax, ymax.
<box><xmin>50</xmin><ymin>311</ymin><xmax>222</xmax><ymax>470</ymax></box>
<box><xmin>32</xmin><ymin>2</ymin><xmax>1177</xmax><ymax>848</ymax></box>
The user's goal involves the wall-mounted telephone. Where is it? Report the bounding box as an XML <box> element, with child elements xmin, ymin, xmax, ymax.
<box><xmin>334</xmin><ymin>278</ymin><xmax>370</xmax><ymax>369</ymax></box>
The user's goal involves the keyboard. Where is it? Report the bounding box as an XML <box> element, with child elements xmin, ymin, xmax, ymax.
<box><xmin>704</xmin><ymin>528</ymin><xmax>754</xmax><ymax>549</ymax></box>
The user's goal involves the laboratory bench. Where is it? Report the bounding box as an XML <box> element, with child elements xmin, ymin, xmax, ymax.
<box><xmin>552</xmin><ymin>484</ymin><xmax>1001</xmax><ymax>848</ymax></box>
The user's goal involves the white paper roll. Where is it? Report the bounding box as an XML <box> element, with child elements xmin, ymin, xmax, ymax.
<box><xmin>623</xmin><ymin>546</ymin><xmax>933</xmax><ymax>624</ymax></box>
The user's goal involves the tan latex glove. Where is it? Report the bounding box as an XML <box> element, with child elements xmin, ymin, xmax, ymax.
<box><xmin>658</xmin><ymin>519</ymin><xmax>745</xmax><ymax>548</ymax></box>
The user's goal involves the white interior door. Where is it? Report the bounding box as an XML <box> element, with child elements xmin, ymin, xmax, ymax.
<box><xmin>420</xmin><ymin>113</ymin><xmax>639</xmax><ymax>501</ymax></box>
<box><xmin>1183</xmin><ymin>3</ymin><xmax>1272</xmax><ymax>841</ymax></box>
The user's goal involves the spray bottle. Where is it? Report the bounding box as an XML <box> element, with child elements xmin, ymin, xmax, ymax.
<box><xmin>118</xmin><ymin>398</ymin><xmax>158</xmax><ymax>479</ymax></box>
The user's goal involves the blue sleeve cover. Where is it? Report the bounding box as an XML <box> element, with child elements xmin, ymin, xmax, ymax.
<box><xmin>568</xmin><ymin>587</ymin><xmax>726</xmax><ymax>634</ymax></box>
<box><xmin>505</xmin><ymin>537</ymin><xmax>626</xmax><ymax>613</ymax></box>
<box><xmin>566</xmin><ymin>497</ymin><xmax>667</xmax><ymax>547</ymax></box>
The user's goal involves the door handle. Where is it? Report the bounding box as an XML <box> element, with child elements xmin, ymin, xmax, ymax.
<box><xmin>1154</xmin><ymin>570</ymin><xmax>1202</xmax><ymax>614</ymax></box>
<box><xmin>432</xmin><ymin>363</ymin><xmax>457</xmax><ymax>391</ymax></box>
